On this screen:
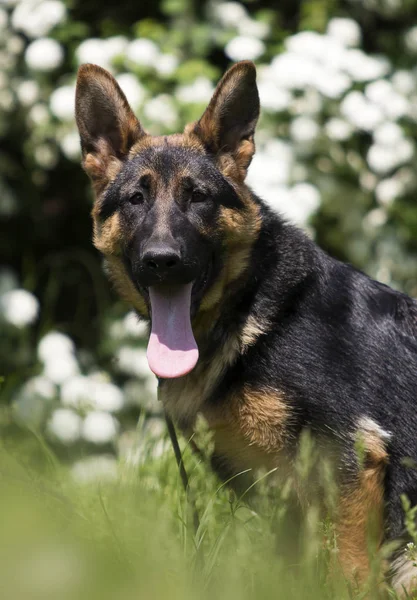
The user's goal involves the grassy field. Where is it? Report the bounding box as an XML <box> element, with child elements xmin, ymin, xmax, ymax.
<box><xmin>0</xmin><ymin>418</ymin><xmax>410</xmax><ymax>600</ymax></box>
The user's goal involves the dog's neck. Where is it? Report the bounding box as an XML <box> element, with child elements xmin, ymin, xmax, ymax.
<box><xmin>192</xmin><ymin>197</ymin><xmax>317</xmax><ymax>360</ymax></box>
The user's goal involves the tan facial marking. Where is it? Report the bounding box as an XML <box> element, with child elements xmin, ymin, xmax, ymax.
<box><xmin>93</xmin><ymin>212</ymin><xmax>123</xmax><ymax>255</ymax></box>
<box><xmin>199</xmin><ymin>194</ymin><xmax>261</xmax><ymax>314</ymax></box>
<box><xmin>105</xmin><ymin>256</ymin><xmax>148</xmax><ymax>317</ymax></box>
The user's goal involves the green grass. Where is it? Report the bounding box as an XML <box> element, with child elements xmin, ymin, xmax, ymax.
<box><xmin>0</xmin><ymin>423</ymin><xmax>409</xmax><ymax>600</ymax></box>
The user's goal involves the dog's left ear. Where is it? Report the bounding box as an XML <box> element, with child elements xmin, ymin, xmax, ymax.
<box><xmin>189</xmin><ymin>61</ymin><xmax>259</xmax><ymax>177</ymax></box>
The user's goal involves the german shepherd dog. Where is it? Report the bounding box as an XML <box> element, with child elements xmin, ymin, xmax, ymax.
<box><xmin>75</xmin><ymin>61</ymin><xmax>417</xmax><ymax>594</ymax></box>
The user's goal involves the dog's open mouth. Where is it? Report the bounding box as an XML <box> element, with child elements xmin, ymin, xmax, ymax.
<box><xmin>147</xmin><ymin>283</ymin><xmax>199</xmax><ymax>379</ymax></box>
<box><xmin>143</xmin><ymin>261</ymin><xmax>213</xmax><ymax>379</ymax></box>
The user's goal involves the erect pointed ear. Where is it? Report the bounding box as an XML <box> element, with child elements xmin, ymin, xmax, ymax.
<box><xmin>75</xmin><ymin>64</ymin><xmax>146</xmax><ymax>190</ymax></box>
<box><xmin>189</xmin><ymin>61</ymin><xmax>259</xmax><ymax>178</ymax></box>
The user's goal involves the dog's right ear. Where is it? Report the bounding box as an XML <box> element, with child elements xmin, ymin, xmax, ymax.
<box><xmin>75</xmin><ymin>64</ymin><xmax>146</xmax><ymax>190</ymax></box>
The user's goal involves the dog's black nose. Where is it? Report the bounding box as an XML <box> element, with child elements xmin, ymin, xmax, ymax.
<box><xmin>142</xmin><ymin>244</ymin><xmax>181</xmax><ymax>276</ymax></box>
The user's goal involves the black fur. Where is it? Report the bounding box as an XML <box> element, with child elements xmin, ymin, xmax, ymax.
<box><xmin>185</xmin><ymin>194</ymin><xmax>417</xmax><ymax>543</ymax></box>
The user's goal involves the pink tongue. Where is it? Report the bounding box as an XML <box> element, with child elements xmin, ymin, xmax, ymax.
<box><xmin>147</xmin><ymin>283</ymin><xmax>199</xmax><ymax>379</ymax></box>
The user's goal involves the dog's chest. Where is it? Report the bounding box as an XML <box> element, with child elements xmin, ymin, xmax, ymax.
<box><xmin>204</xmin><ymin>386</ymin><xmax>289</xmax><ymax>474</ymax></box>
<box><xmin>160</xmin><ymin>356</ymin><xmax>289</xmax><ymax>475</ymax></box>
<box><xmin>159</xmin><ymin>331</ymin><xmax>241</xmax><ymax>426</ymax></box>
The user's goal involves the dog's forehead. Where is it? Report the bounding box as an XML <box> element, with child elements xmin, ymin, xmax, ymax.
<box><xmin>117</xmin><ymin>136</ymin><xmax>220</xmax><ymax>188</ymax></box>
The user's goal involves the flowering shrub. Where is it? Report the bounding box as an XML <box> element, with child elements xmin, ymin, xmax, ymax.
<box><xmin>1</xmin><ymin>0</ymin><xmax>417</xmax><ymax>471</ymax></box>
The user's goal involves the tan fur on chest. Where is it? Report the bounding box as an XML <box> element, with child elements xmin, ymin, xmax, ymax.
<box><xmin>204</xmin><ymin>386</ymin><xmax>289</xmax><ymax>474</ymax></box>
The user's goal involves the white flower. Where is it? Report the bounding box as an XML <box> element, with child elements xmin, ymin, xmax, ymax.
<box><xmin>16</xmin><ymin>80</ymin><xmax>40</xmax><ymax>106</ymax></box>
<box><xmin>1</xmin><ymin>288</ymin><xmax>39</xmax><ymax>327</ymax></box>
<box><xmin>367</xmin><ymin>145</ymin><xmax>396</xmax><ymax>175</ymax></box>
<box><xmin>12</xmin><ymin>376</ymin><xmax>55</xmax><ymax>429</ymax></box>
<box><xmin>270</xmin><ymin>51</ymin><xmax>350</xmax><ymax>97</ymax></box>
<box><xmin>116</xmin><ymin>346</ymin><xmax>150</xmax><ymax>378</ymax></box>
<box><xmin>365</xmin><ymin>80</ymin><xmax>409</xmax><ymax>120</ymax></box>
<box><xmin>238</xmin><ymin>18</ymin><xmax>269</xmax><ymax>39</ymax></box>
<box><xmin>225</xmin><ymin>35</ymin><xmax>265</xmax><ymax>61</ymax></box>
<box><xmin>404</xmin><ymin>26</ymin><xmax>417</xmax><ymax>54</ymax></box>
<box><xmin>7</xmin><ymin>35</ymin><xmax>24</xmax><ymax>55</ymax></box>
<box><xmin>270</xmin><ymin>53</ymin><xmax>317</xmax><ymax>90</ymax></box>
<box><xmin>61</xmin><ymin>374</ymin><xmax>124</xmax><ymax>412</ymax></box>
<box><xmin>61</xmin><ymin>375</ymin><xmax>89</xmax><ymax>407</ymax></box>
<box><xmin>116</xmin><ymin>73</ymin><xmax>145</xmax><ymax>109</ymax></box>
<box><xmin>327</xmin><ymin>18</ymin><xmax>361</xmax><ymax>47</ymax></box>
<box><xmin>155</xmin><ymin>53</ymin><xmax>178</xmax><ymax>76</ymax></box>
<box><xmin>391</xmin><ymin>71</ymin><xmax>416</xmax><ymax>96</ymax></box>
<box><xmin>325</xmin><ymin>118</ymin><xmax>353</xmax><ymax>141</ymax></box>
<box><xmin>0</xmin><ymin>267</ymin><xmax>18</xmax><ymax>295</ymax></box>
<box><xmin>176</xmin><ymin>77</ymin><xmax>214</xmax><ymax>104</ymax></box>
<box><xmin>314</xmin><ymin>70</ymin><xmax>351</xmax><ymax>99</ymax></box>
<box><xmin>28</xmin><ymin>103</ymin><xmax>50</xmax><ymax>126</ymax></box>
<box><xmin>104</xmin><ymin>35</ymin><xmax>128</xmax><ymax>60</ymax></box>
<box><xmin>25</xmin><ymin>375</ymin><xmax>56</xmax><ymax>400</ymax></box>
<box><xmin>123</xmin><ymin>311</ymin><xmax>148</xmax><ymax>337</ymax></box>
<box><xmin>391</xmin><ymin>70</ymin><xmax>417</xmax><ymax>96</ymax></box>
<box><xmin>365</xmin><ymin>79</ymin><xmax>393</xmax><ymax>104</ymax></box>
<box><xmin>360</xmin><ymin>171</ymin><xmax>377</xmax><ymax>192</ymax></box>
<box><xmin>258</xmin><ymin>80</ymin><xmax>291</xmax><ymax>112</ymax></box>
<box><xmin>43</xmin><ymin>356</ymin><xmax>79</xmax><ymax>384</ymax></box>
<box><xmin>249</xmin><ymin>181</ymin><xmax>320</xmax><ymax>226</ymax></box>
<box><xmin>342</xmin><ymin>49</ymin><xmax>390</xmax><ymax>82</ymax></box>
<box><xmin>124</xmin><ymin>378</ymin><xmax>159</xmax><ymax>412</ymax></box>
<box><xmin>340</xmin><ymin>91</ymin><xmax>383</xmax><ymax>131</ymax></box>
<box><xmin>47</xmin><ymin>408</ymin><xmax>82</xmax><ymax>444</ymax></box>
<box><xmin>214</xmin><ymin>2</ymin><xmax>247</xmax><ymax>27</ymax></box>
<box><xmin>75</xmin><ymin>36</ymin><xmax>127</xmax><ymax>70</ymax></box>
<box><xmin>72</xmin><ymin>455</ymin><xmax>118</xmax><ymax>483</ymax></box>
<box><xmin>49</xmin><ymin>84</ymin><xmax>75</xmax><ymax>121</ymax></box>
<box><xmin>11</xmin><ymin>0</ymin><xmax>66</xmax><ymax>38</ymax></box>
<box><xmin>0</xmin><ymin>8</ymin><xmax>7</xmax><ymax>30</ymax></box>
<box><xmin>290</xmin><ymin>116</ymin><xmax>319</xmax><ymax>144</ymax></box>
<box><xmin>60</xmin><ymin>131</ymin><xmax>81</xmax><ymax>160</ymax></box>
<box><xmin>126</xmin><ymin>38</ymin><xmax>159</xmax><ymax>66</ymax></box>
<box><xmin>88</xmin><ymin>375</ymin><xmax>124</xmax><ymax>412</ymax></box>
<box><xmin>82</xmin><ymin>412</ymin><xmax>119</xmax><ymax>444</ymax></box>
<box><xmin>247</xmin><ymin>139</ymin><xmax>294</xmax><ymax>190</ymax></box>
<box><xmin>25</xmin><ymin>38</ymin><xmax>64</xmax><ymax>71</ymax></box>
<box><xmin>76</xmin><ymin>38</ymin><xmax>107</xmax><ymax>68</ymax></box>
<box><xmin>34</xmin><ymin>144</ymin><xmax>58</xmax><ymax>169</ymax></box>
<box><xmin>363</xmin><ymin>208</ymin><xmax>387</xmax><ymax>229</ymax></box>
<box><xmin>375</xmin><ymin>178</ymin><xmax>403</xmax><ymax>206</ymax></box>
<box><xmin>0</xmin><ymin>89</ymin><xmax>15</xmax><ymax>112</ymax></box>
<box><xmin>367</xmin><ymin>140</ymin><xmax>414</xmax><ymax>174</ymax></box>
<box><xmin>286</xmin><ymin>31</ymin><xmax>337</xmax><ymax>59</ymax></box>
<box><xmin>38</xmin><ymin>331</ymin><xmax>75</xmax><ymax>362</ymax></box>
<box><xmin>288</xmin><ymin>183</ymin><xmax>321</xmax><ymax>226</ymax></box>
<box><xmin>144</xmin><ymin>95</ymin><xmax>177</xmax><ymax>129</ymax></box>
<box><xmin>373</xmin><ymin>122</ymin><xmax>403</xmax><ymax>146</ymax></box>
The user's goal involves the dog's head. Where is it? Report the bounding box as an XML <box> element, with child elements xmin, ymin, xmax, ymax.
<box><xmin>75</xmin><ymin>61</ymin><xmax>261</xmax><ymax>378</ymax></box>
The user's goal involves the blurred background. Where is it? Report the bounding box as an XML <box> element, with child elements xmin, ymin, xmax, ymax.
<box><xmin>1</xmin><ymin>0</ymin><xmax>417</xmax><ymax>479</ymax></box>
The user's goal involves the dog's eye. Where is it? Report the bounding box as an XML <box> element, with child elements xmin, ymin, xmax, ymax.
<box><xmin>191</xmin><ymin>190</ymin><xmax>206</xmax><ymax>203</ymax></box>
<box><xmin>129</xmin><ymin>192</ymin><xmax>144</xmax><ymax>205</ymax></box>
